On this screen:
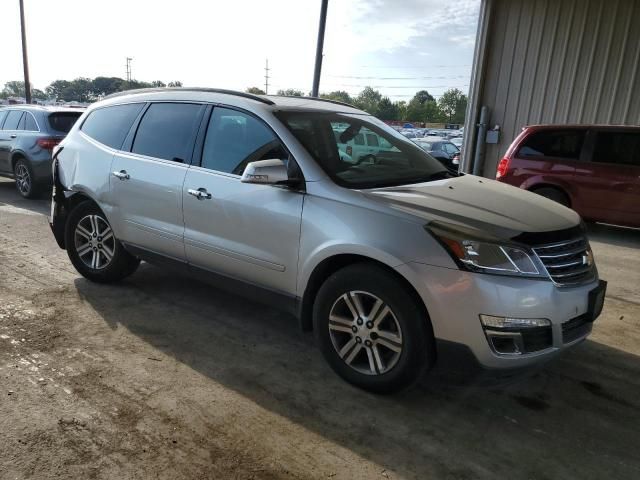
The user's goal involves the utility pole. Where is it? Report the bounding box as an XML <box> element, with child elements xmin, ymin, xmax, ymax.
<box><xmin>264</xmin><ymin>59</ymin><xmax>270</xmax><ymax>94</ymax></box>
<box><xmin>311</xmin><ymin>0</ymin><xmax>329</xmax><ymax>97</ymax></box>
<box><xmin>125</xmin><ymin>57</ymin><xmax>133</xmax><ymax>86</ymax></box>
<box><xmin>19</xmin><ymin>0</ymin><xmax>32</xmax><ymax>104</ymax></box>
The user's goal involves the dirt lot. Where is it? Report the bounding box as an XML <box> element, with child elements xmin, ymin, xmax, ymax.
<box><xmin>1</xmin><ymin>177</ymin><xmax>639</xmax><ymax>480</ymax></box>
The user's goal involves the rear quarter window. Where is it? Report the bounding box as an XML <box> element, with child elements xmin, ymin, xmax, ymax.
<box><xmin>48</xmin><ymin>112</ymin><xmax>82</xmax><ymax>134</ymax></box>
<box><xmin>517</xmin><ymin>129</ymin><xmax>586</xmax><ymax>159</ymax></box>
<box><xmin>81</xmin><ymin>103</ymin><xmax>145</xmax><ymax>149</ymax></box>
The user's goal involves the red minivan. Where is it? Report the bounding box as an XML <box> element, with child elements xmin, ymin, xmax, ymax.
<box><xmin>497</xmin><ymin>125</ymin><xmax>640</xmax><ymax>228</ymax></box>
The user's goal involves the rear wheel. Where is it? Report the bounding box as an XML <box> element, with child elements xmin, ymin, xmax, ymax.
<box><xmin>532</xmin><ymin>187</ymin><xmax>570</xmax><ymax>207</ymax></box>
<box><xmin>65</xmin><ymin>201</ymin><xmax>140</xmax><ymax>283</ymax></box>
<box><xmin>14</xmin><ymin>159</ymin><xmax>39</xmax><ymax>199</ymax></box>
<box><xmin>313</xmin><ymin>263</ymin><xmax>433</xmax><ymax>393</ymax></box>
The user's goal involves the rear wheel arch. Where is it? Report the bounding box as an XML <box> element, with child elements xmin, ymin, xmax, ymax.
<box><xmin>528</xmin><ymin>184</ymin><xmax>572</xmax><ymax>207</ymax></box>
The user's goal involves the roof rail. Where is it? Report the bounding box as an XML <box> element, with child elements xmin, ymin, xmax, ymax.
<box><xmin>102</xmin><ymin>87</ymin><xmax>275</xmax><ymax>105</ymax></box>
<box><xmin>267</xmin><ymin>95</ymin><xmax>358</xmax><ymax>109</ymax></box>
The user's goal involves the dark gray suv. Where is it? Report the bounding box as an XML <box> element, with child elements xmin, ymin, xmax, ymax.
<box><xmin>0</xmin><ymin>105</ymin><xmax>83</xmax><ymax>198</ymax></box>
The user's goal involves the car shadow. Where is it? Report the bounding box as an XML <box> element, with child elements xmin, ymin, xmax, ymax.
<box><xmin>587</xmin><ymin>222</ymin><xmax>640</xmax><ymax>248</ymax></box>
<box><xmin>72</xmin><ymin>264</ymin><xmax>640</xmax><ymax>479</ymax></box>
<box><xmin>0</xmin><ymin>179</ymin><xmax>51</xmax><ymax>216</ymax></box>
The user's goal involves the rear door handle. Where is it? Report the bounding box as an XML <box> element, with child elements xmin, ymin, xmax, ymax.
<box><xmin>112</xmin><ymin>170</ymin><xmax>130</xmax><ymax>180</ymax></box>
<box><xmin>187</xmin><ymin>188</ymin><xmax>212</xmax><ymax>200</ymax></box>
<box><xmin>10</xmin><ymin>134</ymin><xmax>17</xmax><ymax>139</ymax></box>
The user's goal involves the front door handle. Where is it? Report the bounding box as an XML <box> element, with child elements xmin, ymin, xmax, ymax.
<box><xmin>10</xmin><ymin>134</ymin><xmax>17</xmax><ymax>139</ymax></box>
<box><xmin>112</xmin><ymin>170</ymin><xmax>130</xmax><ymax>180</ymax></box>
<box><xmin>187</xmin><ymin>188</ymin><xmax>212</xmax><ymax>200</ymax></box>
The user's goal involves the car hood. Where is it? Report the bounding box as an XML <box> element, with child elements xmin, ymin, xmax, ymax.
<box><xmin>363</xmin><ymin>174</ymin><xmax>581</xmax><ymax>239</ymax></box>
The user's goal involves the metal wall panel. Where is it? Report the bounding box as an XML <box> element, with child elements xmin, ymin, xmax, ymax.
<box><xmin>471</xmin><ymin>0</ymin><xmax>640</xmax><ymax>177</ymax></box>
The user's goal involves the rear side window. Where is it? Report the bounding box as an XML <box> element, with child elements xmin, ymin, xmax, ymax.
<box><xmin>48</xmin><ymin>112</ymin><xmax>81</xmax><ymax>134</ymax></box>
<box><xmin>592</xmin><ymin>131</ymin><xmax>640</xmax><ymax>167</ymax></box>
<box><xmin>24</xmin><ymin>113</ymin><xmax>38</xmax><ymax>131</ymax></box>
<box><xmin>132</xmin><ymin>103</ymin><xmax>204</xmax><ymax>162</ymax></box>
<box><xmin>81</xmin><ymin>103</ymin><xmax>144</xmax><ymax>149</ymax></box>
<box><xmin>3</xmin><ymin>111</ymin><xmax>23</xmax><ymax>130</ymax></box>
<box><xmin>201</xmin><ymin>107</ymin><xmax>284</xmax><ymax>175</ymax></box>
<box><xmin>518</xmin><ymin>130</ymin><xmax>585</xmax><ymax>159</ymax></box>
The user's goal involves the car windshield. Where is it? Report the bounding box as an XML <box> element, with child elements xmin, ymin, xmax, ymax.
<box><xmin>276</xmin><ymin>111</ymin><xmax>449</xmax><ymax>189</ymax></box>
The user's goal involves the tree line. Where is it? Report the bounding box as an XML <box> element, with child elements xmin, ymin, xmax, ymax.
<box><xmin>1</xmin><ymin>78</ymin><xmax>183</xmax><ymax>103</ymax></box>
<box><xmin>2</xmin><ymin>78</ymin><xmax>467</xmax><ymax>124</ymax></box>
<box><xmin>247</xmin><ymin>86</ymin><xmax>468</xmax><ymax>124</ymax></box>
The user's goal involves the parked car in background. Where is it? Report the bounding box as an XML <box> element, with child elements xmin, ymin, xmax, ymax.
<box><xmin>497</xmin><ymin>125</ymin><xmax>640</xmax><ymax>228</ymax></box>
<box><xmin>0</xmin><ymin>105</ymin><xmax>83</xmax><ymax>198</ymax></box>
<box><xmin>51</xmin><ymin>89</ymin><xmax>605</xmax><ymax>393</ymax></box>
<box><xmin>451</xmin><ymin>137</ymin><xmax>463</xmax><ymax>148</ymax></box>
<box><xmin>413</xmin><ymin>138</ymin><xmax>460</xmax><ymax>172</ymax></box>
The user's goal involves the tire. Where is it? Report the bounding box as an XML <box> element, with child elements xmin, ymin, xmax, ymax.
<box><xmin>64</xmin><ymin>201</ymin><xmax>140</xmax><ymax>283</ymax></box>
<box><xmin>533</xmin><ymin>187</ymin><xmax>570</xmax><ymax>207</ymax></box>
<box><xmin>14</xmin><ymin>158</ymin><xmax>39</xmax><ymax>199</ymax></box>
<box><xmin>313</xmin><ymin>263</ymin><xmax>434</xmax><ymax>394</ymax></box>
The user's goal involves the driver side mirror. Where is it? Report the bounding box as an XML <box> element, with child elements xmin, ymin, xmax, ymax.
<box><xmin>241</xmin><ymin>159</ymin><xmax>289</xmax><ymax>185</ymax></box>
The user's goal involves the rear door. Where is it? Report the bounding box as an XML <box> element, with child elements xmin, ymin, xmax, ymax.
<box><xmin>110</xmin><ymin>102</ymin><xmax>205</xmax><ymax>260</ymax></box>
<box><xmin>182</xmin><ymin>106</ymin><xmax>303</xmax><ymax>294</ymax></box>
<box><xmin>0</xmin><ymin>110</ymin><xmax>24</xmax><ymax>173</ymax></box>
<box><xmin>573</xmin><ymin>128</ymin><xmax>640</xmax><ymax>226</ymax></box>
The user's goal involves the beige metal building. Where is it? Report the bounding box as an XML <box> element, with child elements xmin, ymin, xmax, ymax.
<box><xmin>464</xmin><ymin>0</ymin><xmax>640</xmax><ymax>176</ymax></box>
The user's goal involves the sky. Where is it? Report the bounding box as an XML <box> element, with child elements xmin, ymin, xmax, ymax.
<box><xmin>0</xmin><ymin>0</ymin><xmax>480</xmax><ymax>102</ymax></box>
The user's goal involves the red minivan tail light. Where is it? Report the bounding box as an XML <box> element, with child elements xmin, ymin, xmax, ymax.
<box><xmin>37</xmin><ymin>138</ymin><xmax>61</xmax><ymax>151</ymax></box>
<box><xmin>496</xmin><ymin>156</ymin><xmax>510</xmax><ymax>179</ymax></box>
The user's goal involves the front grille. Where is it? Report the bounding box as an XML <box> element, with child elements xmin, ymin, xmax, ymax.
<box><xmin>562</xmin><ymin>314</ymin><xmax>592</xmax><ymax>343</ymax></box>
<box><xmin>521</xmin><ymin>326</ymin><xmax>553</xmax><ymax>353</ymax></box>
<box><xmin>532</xmin><ymin>237</ymin><xmax>596</xmax><ymax>286</ymax></box>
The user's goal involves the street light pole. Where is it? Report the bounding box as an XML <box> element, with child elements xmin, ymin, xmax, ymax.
<box><xmin>19</xmin><ymin>0</ymin><xmax>32</xmax><ymax>104</ymax></box>
<box><xmin>311</xmin><ymin>0</ymin><xmax>328</xmax><ymax>97</ymax></box>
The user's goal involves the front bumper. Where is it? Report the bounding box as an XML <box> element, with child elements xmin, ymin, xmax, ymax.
<box><xmin>396</xmin><ymin>262</ymin><xmax>603</xmax><ymax>371</ymax></box>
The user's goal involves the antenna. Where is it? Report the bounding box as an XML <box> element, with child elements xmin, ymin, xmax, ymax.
<box><xmin>125</xmin><ymin>57</ymin><xmax>133</xmax><ymax>84</ymax></box>
<box><xmin>264</xmin><ymin>58</ymin><xmax>270</xmax><ymax>94</ymax></box>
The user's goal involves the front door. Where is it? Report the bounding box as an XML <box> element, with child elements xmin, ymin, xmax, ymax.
<box><xmin>183</xmin><ymin>106</ymin><xmax>303</xmax><ymax>295</ymax></box>
<box><xmin>0</xmin><ymin>110</ymin><xmax>24</xmax><ymax>173</ymax></box>
<box><xmin>109</xmin><ymin>102</ymin><xmax>205</xmax><ymax>260</ymax></box>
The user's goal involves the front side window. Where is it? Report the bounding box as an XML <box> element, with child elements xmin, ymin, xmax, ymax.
<box><xmin>132</xmin><ymin>103</ymin><xmax>204</xmax><ymax>162</ymax></box>
<box><xmin>0</xmin><ymin>110</ymin><xmax>7</xmax><ymax>128</ymax></box>
<box><xmin>201</xmin><ymin>107</ymin><xmax>285</xmax><ymax>175</ymax></box>
<box><xmin>518</xmin><ymin>130</ymin><xmax>585</xmax><ymax>159</ymax></box>
<box><xmin>592</xmin><ymin>131</ymin><xmax>640</xmax><ymax>167</ymax></box>
<box><xmin>277</xmin><ymin>111</ymin><xmax>448</xmax><ymax>189</ymax></box>
<box><xmin>82</xmin><ymin>103</ymin><xmax>144</xmax><ymax>149</ymax></box>
<box><xmin>3</xmin><ymin>111</ymin><xmax>23</xmax><ymax>130</ymax></box>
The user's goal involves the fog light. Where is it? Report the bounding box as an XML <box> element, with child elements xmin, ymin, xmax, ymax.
<box><xmin>480</xmin><ymin>315</ymin><xmax>551</xmax><ymax>329</ymax></box>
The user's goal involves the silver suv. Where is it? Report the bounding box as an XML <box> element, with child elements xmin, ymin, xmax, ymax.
<box><xmin>50</xmin><ymin>88</ymin><xmax>606</xmax><ymax>393</ymax></box>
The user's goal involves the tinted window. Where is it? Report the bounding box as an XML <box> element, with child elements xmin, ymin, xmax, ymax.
<box><xmin>354</xmin><ymin>133</ymin><xmax>364</xmax><ymax>145</ymax></box>
<box><xmin>48</xmin><ymin>112</ymin><xmax>81</xmax><ymax>133</ymax></box>
<box><xmin>132</xmin><ymin>103</ymin><xmax>203</xmax><ymax>162</ymax></box>
<box><xmin>24</xmin><ymin>113</ymin><xmax>38</xmax><ymax>131</ymax></box>
<box><xmin>367</xmin><ymin>133</ymin><xmax>379</xmax><ymax>147</ymax></box>
<box><xmin>3</xmin><ymin>111</ymin><xmax>23</xmax><ymax>130</ymax></box>
<box><xmin>17</xmin><ymin>112</ymin><xmax>26</xmax><ymax>130</ymax></box>
<box><xmin>277</xmin><ymin>111</ymin><xmax>448</xmax><ymax>189</ymax></box>
<box><xmin>592</xmin><ymin>131</ymin><xmax>640</xmax><ymax>166</ymax></box>
<box><xmin>518</xmin><ymin>130</ymin><xmax>585</xmax><ymax>159</ymax></box>
<box><xmin>201</xmin><ymin>107</ymin><xmax>285</xmax><ymax>175</ymax></box>
<box><xmin>82</xmin><ymin>103</ymin><xmax>144</xmax><ymax>149</ymax></box>
<box><xmin>0</xmin><ymin>110</ymin><xmax>7</xmax><ymax>128</ymax></box>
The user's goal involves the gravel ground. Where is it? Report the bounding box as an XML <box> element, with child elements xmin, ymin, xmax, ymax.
<box><xmin>0</xmin><ymin>178</ymin><xmax>639</xmax><ymax>480</ymax></box>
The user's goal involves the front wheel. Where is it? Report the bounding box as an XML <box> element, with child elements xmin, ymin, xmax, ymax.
<box><xmin>313</xmin><ymin>263</ymin><xmax>434</xmax><ymax>393</ymax></box>
<box><xmin>64</xmin><ymin>201</ymin><xmax>140</xmax><ymax>283</ymax></box>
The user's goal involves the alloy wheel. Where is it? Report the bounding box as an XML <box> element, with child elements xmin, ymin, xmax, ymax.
<box><xmin>328</xmin><ymin>290</ymin><xmax>403</xmax><ymax>376</ymax></box>
<box><xmin>15</xmin><ymin>164</ymin><xmax>31</xmax><ymax>195</ymax></box>
<box><xmin>74</xmin><ymin>214</ymin><xmax>116</xmax><ymax>270</ymax></box>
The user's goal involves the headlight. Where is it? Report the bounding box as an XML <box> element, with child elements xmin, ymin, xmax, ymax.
<box><xmin>427</xmin><ymin>222</ymin><xmax>543</xmax><ymax>278</ymax></box>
